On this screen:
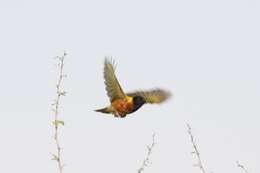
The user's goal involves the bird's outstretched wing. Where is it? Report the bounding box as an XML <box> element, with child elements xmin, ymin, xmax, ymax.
<box><xmin>127</xmin><ymin>89</ymin><xmax>171</xmax><ymax>104</ymax></box>
<box><xmin>104</xmin><ymin>58</ymin><xmax>126</xmax><ymax>102</ymax></box>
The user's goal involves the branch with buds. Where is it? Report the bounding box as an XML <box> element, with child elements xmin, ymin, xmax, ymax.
<box><xmin>138</xmin><ymin>133</ymin><xmax>156</xmax><ymax>173</ymax></box>
<box><xmin>187</xmin><ymin>124</ymin><xmax>208</xmax><ymax>173</ymax></box>
<box><xmin>237</xmin><ymin>161</ymin><xmax>249</xmax><ymax>173</ymax></box>
<box><xmin>51</xmin><ymin>52</ymin><xmax>67</xmax><ymax>173</ymax></box>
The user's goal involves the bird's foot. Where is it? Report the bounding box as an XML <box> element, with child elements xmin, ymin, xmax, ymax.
<box><xmin>113</xmin><ymin>112</ymin><xmax>120</xmax><ymax>118</ymax></box>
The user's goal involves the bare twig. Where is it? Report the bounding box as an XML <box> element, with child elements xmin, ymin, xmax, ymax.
<box><xmin>187</xmin><ymin>124</ymin><xmax>207</xmax><ymax>173</ymax></box>
<box><xmin>237</xmin><ymin>161</ymin><xmax>249</xmax><ymax>173</ymax></box>
<box><xmin>51</xmin><ymin>52</ymin><xmax>67</xmax><ymax>173</ymax></box>
<box><xmin>138</xmin><ymin>133</ymin><xmax>156</xmax><ymax>173</ymax></box>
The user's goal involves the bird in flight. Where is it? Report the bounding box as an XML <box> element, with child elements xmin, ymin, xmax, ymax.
<box><xmin>95</xmin><ymin>58</ymin><xmax>171</xmax><ymax>118</ymax></box>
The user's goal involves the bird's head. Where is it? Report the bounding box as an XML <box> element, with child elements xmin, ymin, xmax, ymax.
<box><xmin>133</xmin><ymin>96</ymin><xmax>146</xmax><ymax>107</ymax></box>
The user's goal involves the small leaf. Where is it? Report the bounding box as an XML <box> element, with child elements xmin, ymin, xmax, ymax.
<box><xmin>59</xmin><ymin>91</ymin><xmax>66</xmax><ymax>96</ymax></box>
<box><xmin>52</xmin><ymin>120</ymin><xmax>65</xmax><ymax>126</ymax></box>
<box><xmin>51</xmin><ymin>153</ymin><xmax>59</xmax><ymax>161</ymax></box>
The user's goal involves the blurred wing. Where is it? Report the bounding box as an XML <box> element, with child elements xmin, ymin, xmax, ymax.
<box><xmin>104</xmin><ymin>58</ymin><xmax>126</xmax><ymax>102</ymax></box>
<box><xmin>127</xmin><ymin>89</ymin><xmax>171</xmax><ymax>104</ymax></box>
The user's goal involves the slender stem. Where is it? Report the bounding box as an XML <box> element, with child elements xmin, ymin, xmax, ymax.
<box><xmin>52</xmin><ymin>52</ymin><xmax>66</xmax><ymax>173</ymax></box>
<box><xmin>138</xmin><ymin>133</ymin><xmax>156</xmax><ymax>173</ymax></box>
<box><xmin>187</xmin><ymin>124</ymin><xmax>207</xmax><ymax>173</ymax></box>
<box><xmin>237</xmin><ymin>161</ymin><xmax>249</xmax><ymax>173</ymax></box>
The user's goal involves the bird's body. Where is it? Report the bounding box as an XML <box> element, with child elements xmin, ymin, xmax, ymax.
<box><xmin>95</xmin><ymin>58</ymin><xmax>171</xmax><ymax>118</ymax></box>
<box><xmin>112</xmin><ymin>96</ymin><xmax>134</xmax><ymax>116</ymax></box>
<box><xmin>96</xmin><ymin>96</ymin><xmax>145</xmax><ymax>117</ymax></box>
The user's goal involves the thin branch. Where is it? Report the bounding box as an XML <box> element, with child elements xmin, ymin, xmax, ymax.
<box><xmin>237</xmin><ymin>161</ymin><xmax>249</xmax><ymax>173</ymax></box>
<box><xmin>187</xmin><ymin>124</ymin><xmax>207</xmax><ymax>173</ymax></box>
<box><xmin>51</xmin><ymin>52</ymin><xmax>67</xmax><ymax>173</ymax></box>
<box><xmin>138</xmin><ymin>133</ymin><xmax>156</xmax><ymax>173</ymax></box>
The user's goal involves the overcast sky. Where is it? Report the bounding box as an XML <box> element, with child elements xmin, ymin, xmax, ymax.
<box><xmin>0</xmin><ymin>0</ymin><xmax>259</xmax><ymax>173</ymax></box>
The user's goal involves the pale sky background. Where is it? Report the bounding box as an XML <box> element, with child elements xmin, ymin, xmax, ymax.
<box><xmin>0</xmin><ymin>0</ymin><xmax>259</xmax><ymax>173</ymax></box>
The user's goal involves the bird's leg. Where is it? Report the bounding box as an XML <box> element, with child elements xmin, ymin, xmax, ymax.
<box><xmin>112</xmin><ymin>111</ymin><xmax>120</xmax><ymax>118</ymax></box>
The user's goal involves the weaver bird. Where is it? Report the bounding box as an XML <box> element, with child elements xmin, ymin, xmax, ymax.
<box><xmin>95</xmin><ymin>58</ymin><xmax>171</xmax><ymax>118</ymax></box>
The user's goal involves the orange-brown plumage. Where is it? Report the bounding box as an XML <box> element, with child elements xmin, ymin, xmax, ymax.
<box><xmin>95</xmin><ymin>57</ymin><xmax>171</xmax><ymax>118</ymax></box>
<box><xmin>111</xmin><ymin>97</ymin><xmax>134</xmax><ymax>117</ymax></box>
